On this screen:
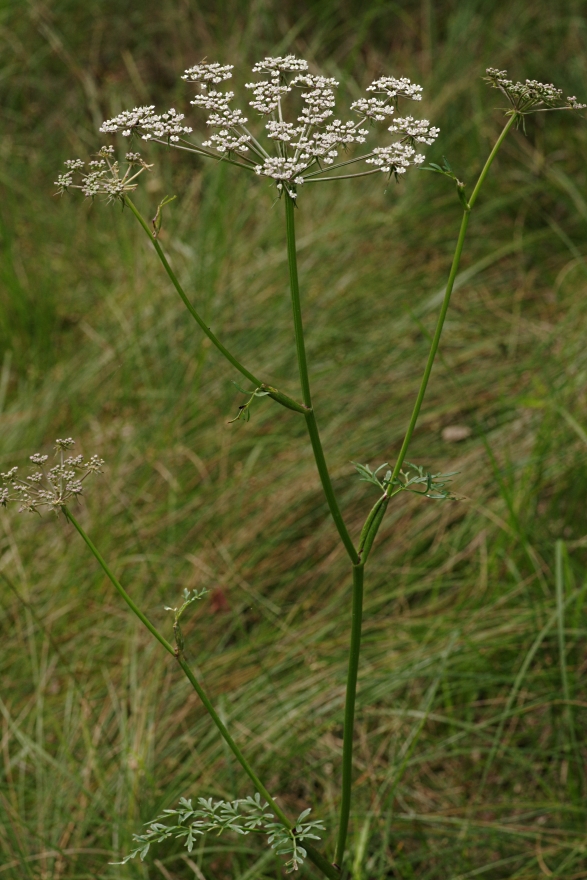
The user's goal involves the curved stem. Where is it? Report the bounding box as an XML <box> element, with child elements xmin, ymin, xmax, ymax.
<box><xmin>468</xmin><ymin>113</ymin><xmax>517</xmax><ymax>209</ymax></box>
<box><xmin>335</xmin><ymin>563</ymin><xmax>364</xmax><ymax>867</ymax></box>
<box><xmin>389</xmin><ymin>207</ymin><xmax>471</xmax><ymax>483</ymax></box>
<box><xmin>125</xmin><ymin>197</ymin><xmax>307</xmax><ymax>415</ymax></box>
<box><xmin>390</xmin><ymin>114</ymin><xmax>517</xmax><ymax>484</ymax></box>
<box><xmin>125</xmin><ymin>197</ymin><xmax>260</xmax><ymax>386</ymax></box>
<box><xmin>64</xmin><ymin>509</ymin><xmax>286</xmax><ymax>817</ymax></box>
<box><xmin>283</xmin><ymin>193</ymin><xmax>359</xmax><ymax>564</ymax></box>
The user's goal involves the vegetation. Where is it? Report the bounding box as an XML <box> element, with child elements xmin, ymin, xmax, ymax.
<box><xmin>1</xmin><ymin>1</ymin><xmax>587</xmax><ymax>878</ymax></box>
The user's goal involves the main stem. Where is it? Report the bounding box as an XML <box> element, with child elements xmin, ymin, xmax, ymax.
<box><xmin>284</xmin><ymin>193</ymin><xmax>359</xmax><ymax>565</ymax></box>
<box><xmin>335</xmin><ymin>562</ymin><xmax>364</xmax><ymax>867</ymax></box>
<box><xmin>284</xmin><ymin>192</ymin><xmax>365</xmax><ymax>874</ymax></box>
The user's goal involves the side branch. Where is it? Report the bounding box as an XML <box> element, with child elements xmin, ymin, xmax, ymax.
<box><xmin>124</xmin><ymin>197</ymin><xmax>307</xmax><ymax>415</ymax></box>
<box><xmin>389</xmin><ymin>114</ymin><xmax>517</xmax><ymax>483</ymax></box>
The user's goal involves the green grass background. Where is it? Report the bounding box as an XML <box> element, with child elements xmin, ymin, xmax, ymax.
<box><xmin>1</xmin><ymin>1</ymin><xmax>587</xmax><ymax>877</ymax></box>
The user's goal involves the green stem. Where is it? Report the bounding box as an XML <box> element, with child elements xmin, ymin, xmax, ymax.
<box><xmin>390</xmin><ymin>113</ymin><xmax>517</xmax><ymax>485</ymax></box>
<box><xmin>125</xmin><ymin>197</ymin><xmax>307</xmax><ymax>416</ymax></box>
<box><xmin>468</xmin><ymin>113</ymin><xmax>518</xmax><ymax>210</ymax></box>
<box><xmin>126</xmin><ymin>196</ymin><xmax>260</xmax><ymax>387</ymax></box>
<box><xmin>283</xmin><ymin>193</ymin><xmax>359</xmax><ymax>564</ymax></box>
<box><xmin>283</xmin><ymin>194</ymin><xmax>312</xmax><ymax>408</ymax></box>
<box><xmin>305</xmin><ymin>410</ymin><xmax>359</xmax><ymax>563</ymax></box>
<box><xmin>335</xmin><ymin>563</ymin><xmax>364</xmax><ymax>867</ymax></box>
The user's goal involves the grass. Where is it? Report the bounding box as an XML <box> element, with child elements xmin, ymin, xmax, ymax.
<box><xmin>1</xmin><ymin>0</ymin><xmax>587</xmax><ymax>877</ymax></box>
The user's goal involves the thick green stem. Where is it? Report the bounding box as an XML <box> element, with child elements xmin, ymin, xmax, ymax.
<box><xmin>335</xmin><ymin>563</ymin><xmax>364</xmax><ymax>867</ymax></box>
<box><xmin>125</xmin><ymin>197</ymin><xmax>307</xmax><ymax>416</ymax></box>
<box><xmin>284</xmin><ymin>193</ymin><xmax>359</xmax><ymax>564</ymax></box>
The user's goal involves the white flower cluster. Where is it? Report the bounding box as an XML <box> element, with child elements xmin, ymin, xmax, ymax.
<box><xmin>63</xmin><ymin>57</ymin><xmax>439</xmax><ymax>198</ymax></box>
<box><xmin>350</xmin><ymin>97</ymin><xmax>396</xmax><ymax>121</ymax></box>
<box><xmin>1</xmin><ymin>440</ymin><xmax>104</xmax><ymax>514</ymax></box>
<box><xmin>266</xmin><ymin>120</ymin><xmax>298</xmax><ymax>141</ymax></box>
<box><xmin>55</xmin><ymin>147</ymin><xmax>151</xmax><ymax>202</ymax></box>
<box><xmin>365</xmin><ymin>142</ymin><xmax>425</xmax><ymax>174</ymax></box>
<box><xmin>252</xmin><ymin>55</ymin><xmax>309</xmax><ymax>74</ymax></box>
<box><xmin>203</xmin><ymin>131</ymin><xmax>251</xmax><ymax>153</ymax></box>
<box><xmin>295</xmin><ymin>120</ymin><xmax>369</xmax><ymax>163</ymax></box>
<box><xmin>387</xmin><ymin>116</ymin><xmax>440</xmax><ymax>145</ymax></box>
<box><xmin>245</xmin><ymin>77</ymin><xmax>290</xmax><ymax>114</ymax></box>
<box><xmin>190</xmin><ymin>90</ymin><xmax>249</xmax><ymax>131</ymax></box>
<box><xmin>367</xmin><ymin>76</ymin><xmax>424</xmax><ymax>102</ymax></box>
<box><xmin>293</xmin><ymin>74</ymin><xmax>338</xmax><ymax>126</ymax></box>
<box><xmin>484</xmin><ymin>68</ymin><xmax>587</xmax><ymax>111</ymax></box>
<box><xmin>254</xmin><ymin>157</ymin><xmax>307</xmax><ymax>182</ymax></box>
<box><xmin>182</xmin><ymin>62</ymin><xmax>233</xmax><ymax>84</ymax></box>
<box><xmin>100</xmin><ymin>106</ymin><xmax>193</xmax><ymax>142</ymax></box>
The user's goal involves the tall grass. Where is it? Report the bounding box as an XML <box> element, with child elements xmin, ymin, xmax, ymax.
<box><xmin>1</xmin><ymin>1</ymin><xmax>587</xmax><ymax>877</ymax></box>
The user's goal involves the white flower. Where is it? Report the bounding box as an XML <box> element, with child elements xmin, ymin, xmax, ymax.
<box><xmin>202</xmin><ymin>131</ymin><xmax>251</xmax><ymax>153</ymax></box>
<box><xmin>351</xmin><ymin>97</ymin><xmax>395</xmax><ymax>121</ymax></box>
<box><xmin>255</xmin><ymin>157</ymin><xmax>308</xmax><ymax>182</ymax></box>
<box><xmin>100</xmin><ymin>106</ymin><xmax>192</xmax><ymax>141</ymax></box>
<box><xmin>365</xmin><ymin>142</ymin><xmax>424</xmax><ymax>174</ymax></box>
<box><xmin>294</xmin><ymin>121</ymin><xmax>368</xmax><ymax>162</ymax></box>
<box><xmin>252</xmin><ymin>56</ymin><xmax>308</xmax><ymax>74</ymax></box>
<box><xmin>265</xmin><ymin>121</ymin><xmax>302</xmax><ymax>142</ymax></box>
<box><xmin>182</xmin><ymin>62</ymin><xmax>233</xmax><ymax>84</ymax></box>
<box><xmin>387</xmin><ymin>116</ymin><xmax>440</xmax><ymax>145</ymax></box>
<box><xmin>207</xmin><ymin>108</ymin><xmax>249</xmax><ymax>128</ymax></box>
<box><xmin>245</xmin><ymin>78</ymin><xmax>290</xmax><ymax>114</ymax></box>
<box><xmin>293</xmin><ymin>74</ymin><xmax>339</xmax><ymax>126</ymax></box>
<box><xmin>367</xmin><ymin>76</ymin><xmax>423</xmax><ymax>102</ymax></box>
<box><xmin>55</xmin><ymin>172</ymin><xmax>73</xmax><ymax>192</ymax></box>
<box><xmin>191</xmin><ymin>90</ymin><xmax>234</xmax><ymax>112</ymax></box>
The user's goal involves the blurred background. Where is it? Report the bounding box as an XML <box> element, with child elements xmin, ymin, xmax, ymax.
<box><xmin>1</xmin><ymin>1</ymin><xmax>587</xmax><ymax>877</ymax></box>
